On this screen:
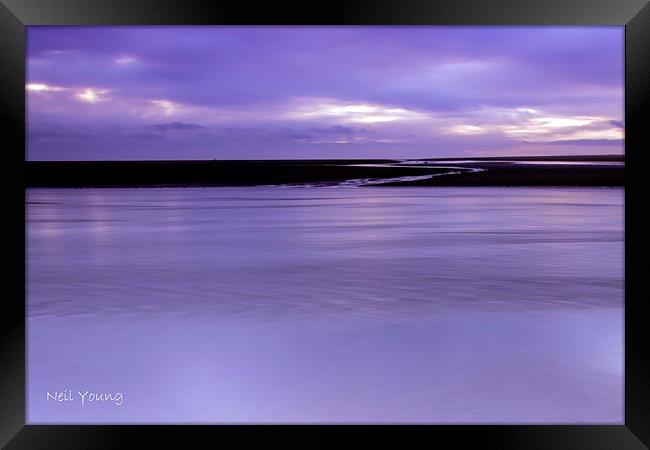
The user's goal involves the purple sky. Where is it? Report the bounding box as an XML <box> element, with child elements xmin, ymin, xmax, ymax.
<box><xmin>27</xmin><ymin>26</ymin><xmax>624</xmax><ymax>160</ymax></box>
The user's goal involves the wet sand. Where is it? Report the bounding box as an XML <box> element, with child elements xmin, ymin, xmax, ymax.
<box><xmin>377</xmin><ymin>164</ymin><xmax>623</xmax><ymax>187</ymax></box>
<box><xmin>27</xmin><ymin>187</ymin><xmax>623</xmax><ymax>423</ymax></box>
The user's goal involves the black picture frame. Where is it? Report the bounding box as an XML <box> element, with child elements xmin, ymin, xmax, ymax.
<box><xmin>1</xmin><ymin>0</ymin><xmax>648</xmax><ymax>447</ymax></box>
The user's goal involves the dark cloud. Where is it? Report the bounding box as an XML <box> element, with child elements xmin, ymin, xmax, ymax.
<box><xmin>308</xmin><ymin>125</ymin><xmax>359</xmax><ymax>135</ymax></box>
<box><xmin>27</xmin><ymin>27</ymin><xmax>623</xmax><ymax>111</ymax></box>
<box><xmin>29</xmin><ymin>127</ymin><xmax>97</xmax><ymax>140</ymax></box>
<box><xmin>146</xmin><ymin>122</ymin><xmax>206</xmax><ymax>132</ymax></box>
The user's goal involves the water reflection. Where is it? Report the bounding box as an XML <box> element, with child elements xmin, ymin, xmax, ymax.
<box><xmin>26</xmin><ymin>187</ymin><xmax>623</xmax><ymax>423</ymax></box>
<box><xmin>27</xmin><ymin>187</ymin><xmax>622</xmax><ymax>319</ymax></box>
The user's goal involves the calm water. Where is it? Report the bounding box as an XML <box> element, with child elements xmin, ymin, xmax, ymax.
<box><xmin>26</xmin><ymin>187</ymin><xmax>624</xmax><ymax>423</ymax></box>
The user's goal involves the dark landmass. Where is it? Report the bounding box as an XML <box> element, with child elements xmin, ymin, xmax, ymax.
<box><xmin>26</xmin><ymin>156</ymin><xmax>623</xmax><ymax>188</ymax></box>
<box><xmin>25</xmin><ymin>160</ymin><xmax>440</xmax><ymax>187</ymax></box>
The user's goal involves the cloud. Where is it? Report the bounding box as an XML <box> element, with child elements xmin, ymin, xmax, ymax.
<box><xmin>26</xmin><ymin>83</ymin><xmax>67</xmax><ymax>92</ymax></box>
<box><xmin>287</xmin><ymin>98</ymin><xmax>429</xmax><ymax>124</ymax></box>
<box><xmin>115</xmin><ymin>55</ymin><xmax>137</xmax><ymax>64</ymax></box>
<box><xmin>29</xmin><ymin>127</ymin><xmax>97</xmax><ymax>140</ymax></box>
<box><xmin>26</xmin><ymin>26</ymin><xmax>624</xmax><ymax>160</ymax></box>
<box><xmin>146</xmin><ymin>122</ymin><xmax>206</xmax><ymax>132</ymax></box>
<box><xmin>308</xmin><ymin>125</ymin><xmax>359</xmax><ymax>135</ymax></box>
<box><xmin>75</xmin><ymin>87</ymin><xmax>110</xmax><ymax>103</ymax></box>
<box><xmin>529</xmin><ymin>139</ymin><xmax>624</xmax><ymax>146</ymax></box>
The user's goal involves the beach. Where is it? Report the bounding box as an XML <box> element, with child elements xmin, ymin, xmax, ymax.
<box><xmin>27</xmin><ymin>186</ymin><xmax>624</xmax><ymax>423</ymax></box>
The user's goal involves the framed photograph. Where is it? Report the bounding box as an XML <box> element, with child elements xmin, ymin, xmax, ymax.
<box><xmin>2</xmin><ymin>0</ymin><xmax>648</xmax><ymax>447</ymax></box>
